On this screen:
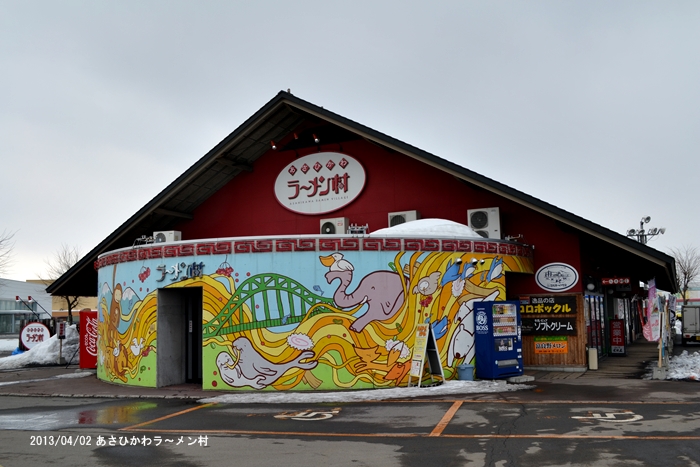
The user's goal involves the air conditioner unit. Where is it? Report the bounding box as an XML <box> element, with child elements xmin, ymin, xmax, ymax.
<box><xmin>320</xmin><ymin>218</ymin><xmax>349</xmax><ymax>235</ymax></box>
<box><xmin>388</xmin><ymin>210</ymin><xmax>420</xmax><ymax>227</ymax></box>
<box><xmin>153</xmin><ymin>230</ymin><xmax>182</xmax><ymax>243</ymax></box>
<box><xmin>467</xmin><ymin>207</ymin><xmax>501</xmax><ymax>239</ymax></box>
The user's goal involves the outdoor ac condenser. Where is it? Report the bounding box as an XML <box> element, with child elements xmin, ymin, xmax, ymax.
<box><xmin>153</xmin><ymin>231</ymin><xmax>182</xmax><ymax>243</ymax></box>
<box><xmin>467</xmin><ymin>208</ymin><xmax>501</xmax><ymax>239</ymax></box>
<box><xmin>320</xmin><ymin>218</ymin><xmax>349</xmax><ymax>235</ymax></box>
<box><xmin>387</xmin><ymin>210</ymin><xmax>420</xmax><ymax>227</ymax></box>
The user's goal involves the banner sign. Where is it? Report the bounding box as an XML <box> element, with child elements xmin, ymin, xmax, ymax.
<box><xmin>520</xmin><ymin>295</ymin><xmax>577</xmax><ymax>315</ymax></box>
<box><xmin>534</xmin><ymin>336</ymin><xmax>568</xmax><ymax>354</ymax></box>
<box><xmin>643</xmin><ymin>278</ymin><xmax>660</xmax><ymax>342</ymax></box>
<box><xmin>522</xmin><ymin>318</ymin><xmax>576</xmax><ymax>336</ymax></box>
<box><xmin>610</xmin><ymin>318</ymin><xmax>626</xmax><ymax>355</ymax></box>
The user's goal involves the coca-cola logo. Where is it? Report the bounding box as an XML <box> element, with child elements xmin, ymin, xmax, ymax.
<box><xmin>83</xmin><ymin>316</ymin><xmax>98</xmax><ymax>356</ymax></box>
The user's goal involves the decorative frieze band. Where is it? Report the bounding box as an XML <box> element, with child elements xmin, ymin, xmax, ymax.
<box><xmin>95</xmin><ymin>238</ymin><xmax>533</xmax><ymax>270</ymax></box>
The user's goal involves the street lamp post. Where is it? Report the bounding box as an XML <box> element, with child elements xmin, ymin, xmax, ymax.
<box><xmin>626</xmin><ymin>216</ymin><xmax>666</xmax><ymax>244</ymax></box>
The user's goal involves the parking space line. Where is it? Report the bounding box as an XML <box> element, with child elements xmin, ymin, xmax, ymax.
<box><xmin>429</xmin><ymin>401</ymin><xmax>462</xmax><ymax>437</ymax></box>
<box><xmin>120</xmin><ymin>403</ymin><xmax>216</xmax><ymax>431</ymax></box>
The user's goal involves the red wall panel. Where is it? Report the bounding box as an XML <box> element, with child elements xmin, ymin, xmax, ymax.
<box><xmin>175</xmin><ymin>139</ymin><xmax>581</xmax><ymax>293</ymax></box>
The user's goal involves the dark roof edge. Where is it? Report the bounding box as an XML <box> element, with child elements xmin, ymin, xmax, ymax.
<box><xmin>47</xmin><ymin>91</ymin><xmax>292</xmax><ymax>294</ymax></box>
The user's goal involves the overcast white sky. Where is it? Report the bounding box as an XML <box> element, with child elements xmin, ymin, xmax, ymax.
<box><xmin>1</xmin><ymin>1</ymin><xmax>699</xmax><ymax>282</ymax></box>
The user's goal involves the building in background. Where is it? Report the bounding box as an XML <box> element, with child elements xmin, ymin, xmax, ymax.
<box><xmin>0</xmin><ymin>279</ymin><xmax>52</xmax><ymax>334</ymax></box>
<box><xmin>26</xmin><ymin>280</ymin><xmax>97</xmax><ymax>320</ymax></box>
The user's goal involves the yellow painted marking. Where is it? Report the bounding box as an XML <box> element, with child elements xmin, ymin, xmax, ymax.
<box><xmin>440</xmin><ymin>434</ymin><xmax>700</xmax><ymax>440</ymax></box>
<box><xmin>429</xmin><ymin>401</ymin><xmax>463</xmax><ymax>437</ymax></box>
<box><xmin>384</xmin><ymin>399</ymin><xmax>698</xmax><ymax>405</ymax></box>
<box><xmin>120</xmin><ymin>403</ymin><xmax>215</xmax><ymax>431</ymax></box>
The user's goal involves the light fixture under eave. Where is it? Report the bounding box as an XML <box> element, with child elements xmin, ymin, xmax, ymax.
<box><xmin>313</xmin><ymin>134</ymin><xmax>320</xmax><ymax>144</ymax></box>
<box><xmin>270</xmin><ymin>140</ymin><xmax>277</xmax><ymax>150</ymax></box>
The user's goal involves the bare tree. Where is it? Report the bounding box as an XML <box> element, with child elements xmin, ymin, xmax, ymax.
<box><xmin>44</xmin><ymin>244</ymin><xmax>82</xmax><ymax>324</ymax></box>
<box><xmin>0</xmin><ymin>230</ymin><xmax>15</xmax><ymax>279</ymax></box>
<box><xmin>669</xmin><ymin>245</ymin><xmax>700</xmax><ymax>306</ymax></box>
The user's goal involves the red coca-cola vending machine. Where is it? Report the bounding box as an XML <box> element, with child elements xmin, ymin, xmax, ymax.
<box><xmin>79</xmin><ymin>310</ymin><xmax>98</xmax><ymax>369</ymax></box>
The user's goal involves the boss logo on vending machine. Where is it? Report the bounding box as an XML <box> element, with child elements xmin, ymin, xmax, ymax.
<box><xmin>476</xmin><ymin>311</ymin><xmax>489</xmax><ymax>334</ymax></box>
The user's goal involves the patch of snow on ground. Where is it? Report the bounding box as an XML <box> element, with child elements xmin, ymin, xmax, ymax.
<box><xmin>0</xmin><ymin>325</ymin><xmax>79</xmax><ymax>370</ymax></box>
<box><xmin>0</xmin><ymin>339</ymin><xmax>19</xmax><ymax>352</ymax></box>
<box><xmin>201</xmin><ymin>380</ymin><xmax>532</xmax><ymax>404</ymax></box>
<box><xmin>667</xmin><ymin>350</ymin><xmax>700</xmax><ymax>381</ymax></box>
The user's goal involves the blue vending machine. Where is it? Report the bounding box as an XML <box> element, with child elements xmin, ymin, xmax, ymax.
<box><xmin>474</xmin><ymin>301</ymin><xmax>523</xmax><ymax>379</ymax></box>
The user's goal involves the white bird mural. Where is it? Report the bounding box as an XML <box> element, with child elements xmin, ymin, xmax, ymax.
<box><xmin>319</xmin><ymin>252</ymin><xmax>354</xmax><ymax>272</ymax></box>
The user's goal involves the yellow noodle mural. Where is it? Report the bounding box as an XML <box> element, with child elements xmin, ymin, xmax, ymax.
<box><xmin>97</xmin><ymin>249</ymin><xmax>533</xmax><ymax>390</ymax></box>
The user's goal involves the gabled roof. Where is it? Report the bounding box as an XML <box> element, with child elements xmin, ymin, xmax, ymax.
<box><xmin>47</xmin><ymin>91</ymin><xmax>677</xmax><ymax>296</ymax></box>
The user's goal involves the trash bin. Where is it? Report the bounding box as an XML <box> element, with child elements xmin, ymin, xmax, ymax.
<box><xmin>588</xmin><ymin>348</ymin><xmax>598</xmax><ymax>370</ymax></box>
<box><xmin>457</xmin><ymin>364</ymin><xmax>474</xmax><ymax>381</ymax></box>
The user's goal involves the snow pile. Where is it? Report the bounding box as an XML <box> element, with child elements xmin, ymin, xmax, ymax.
<box><xmin>667</xmin><ymin>350</ymin><xmax>700</xmax><ymax>381</ymax></box>
<box><xmin>0</xmin><ymin>339</ymin><xmax>19</xmax><ymax>352</ymax></box>
<box><xmin>0</xmin><ymin>325</ymin><xmax>80</xmax><ymax>370</ymax></box>
<box><xmin>201</xmin><ymin>379</ymin><xmax>531</xmax><ymax>404</ymax></box>
<box><xmin>370</xmin><ymin>218</ymin><xmax>483</xmax><ymax>238</ymax></box>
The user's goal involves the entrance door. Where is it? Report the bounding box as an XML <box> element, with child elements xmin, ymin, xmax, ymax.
<box><xmin>184</xmin><ymin>288</ymin><xmax>202</xmax><ymax>384</ymax></box>
<box><xmin>157</xmin><ymin>287</ymin><xmax>203</xmax><ymax>387</ymax></box>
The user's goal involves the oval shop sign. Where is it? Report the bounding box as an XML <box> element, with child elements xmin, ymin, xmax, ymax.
<box><xmin>535</xmin><ymin>262</ymin><xmax>579</xmax><ymax>292</ymax></box>
<box><xmin>274</xmin><ymin>152</ymin><xmax>366</xmax><ymax>215</ymax></box>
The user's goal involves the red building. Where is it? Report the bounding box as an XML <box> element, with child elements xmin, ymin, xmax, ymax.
<box><xmin>49</xmin><ymin>91</ymin><xmax>676</xmax><ymax>385</ymax></box>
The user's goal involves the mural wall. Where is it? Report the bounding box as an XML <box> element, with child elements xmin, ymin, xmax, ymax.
<box><xmin>96</xmin><ymin>239</ymin><xmax>533</xmax><ymax>391</ymax></box>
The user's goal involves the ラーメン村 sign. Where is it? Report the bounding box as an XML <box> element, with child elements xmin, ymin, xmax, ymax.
<box><xmin>274</xmin><ymin>152</ymin><xmax>366</xmax><ymax>215</ymax></box>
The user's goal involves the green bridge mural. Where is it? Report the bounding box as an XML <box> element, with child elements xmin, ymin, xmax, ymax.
<box><xmin>203</xmin><ymin>273</ymin><xmax>335</xmax><ymax>338</ymax></box>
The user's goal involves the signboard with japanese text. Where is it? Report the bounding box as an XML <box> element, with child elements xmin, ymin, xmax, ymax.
<box><xmin>409</xmin><ymin>323</ymin><xmax>430</xmax><ymax>378</ymax></box>
<box><xmin>535</xmin><ymin>263</ymin><xmax>579</xmax><ymax>292</ymax></box>
<box><xmin>609</xmin><ymin>319</ymin><xmax>626</xmax><ymax>355</ymax></box>
<box><xmin>534</xmin><ymin>336</ymin><xmax>568</xmax><ymax>354</ymax></box>
<box><xmin>408</xmin><ymin>323</ymin><xmax>443</xmax><ymax>387</ymax></box>
<box><xmin>274</xmin><ymin>152</ymin><xmax>366</xmax><ymax>215</ymax></box>
<box><xmin>602</xmin><ymin>277</ymin><xmax>630</xmax><ymax>286</ymax></box>
<box><xmin>20</xmin><ymin>322</ymin><xmax>51</xmax><ymax>350</ymax></box>
<box><xmin>519</xmin><ymin>295</ymin><xmax>577</xmax><ymax>315</ymax></box>
<box><xmin>522</xmin><ymin>317</ymin><xmax>576</xmax><ymax>336</ymax></box>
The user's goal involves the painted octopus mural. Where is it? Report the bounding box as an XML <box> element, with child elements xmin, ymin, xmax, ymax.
<box><xmin>97</xmin><ymin>249</ymin><xmax>532</xmax><ymax>390</ymax></box>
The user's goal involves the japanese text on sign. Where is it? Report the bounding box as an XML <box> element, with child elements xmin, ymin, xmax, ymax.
<box><xmin>520</xmin><ymin>295</ymin><xmax>578</xmax><ymax>315</ymax></box>
<box><xmin>534</xmin><ymin>336</ymin><xmax>568</xmax><ymax>354</ymax></box>
<box><xmin>287</xmin><ymin>173</ymin><xmax>350</xmax><ymax>200</ymax></box>
<box><xmin>520</xmin><ymin>303</ymin><xmax>573</xmax><ymax>314</ymax></box>
<box><xmin>20</xmin><ymin>323</ymin><xmax>51</xmax><ymax>349</ymax></box>
<box><xmin>610</xmin><ymin>318</ymin><xmax>626</xmax><ymax>354</ymax></box>
<box><xmin>156</xmin><ymin>261</ymin><xmax>205</xmax><ymax>282</ymax></box>
<box><xmin>522</xmin><ymin>318</ymin><xmax>576</xmax><ymax>336</ymax></box>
